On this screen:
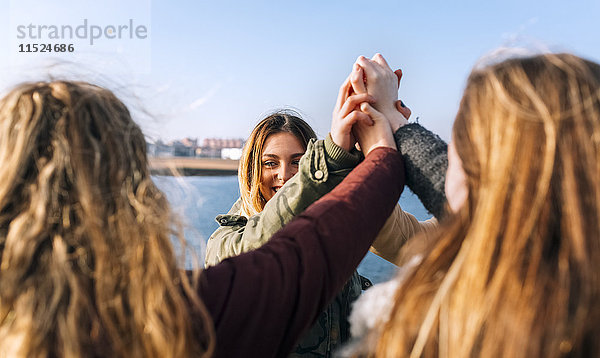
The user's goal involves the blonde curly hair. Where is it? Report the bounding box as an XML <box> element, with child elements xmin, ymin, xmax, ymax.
<box><xmin>0</xmin><ymin>81</ymin><xmax>214</xmax><ymax>357</ymax></box>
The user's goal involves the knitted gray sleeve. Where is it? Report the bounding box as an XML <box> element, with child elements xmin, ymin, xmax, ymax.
<box><xmin>393</xmin><ymin>123</ymin><xmax>448</xmax><ymax>218</ymax></box>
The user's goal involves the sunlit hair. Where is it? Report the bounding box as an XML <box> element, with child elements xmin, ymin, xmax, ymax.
<box><xmin>238</xmin><ymin>110</ymin><xmax>316</xmax><ymax>217</ymax></box>
<box><xmin>373</xmin><ymin>53</ymin><xmax>600</xmax><ymax>357</ymax></box>
<box><xmin>0</xmin><ymin>81</ymin><xmax>214</xmax><ymax>357</ymax></box>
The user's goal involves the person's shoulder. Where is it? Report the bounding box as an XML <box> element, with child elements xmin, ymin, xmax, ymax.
<box><xmin>228</xmin><ymin>198</ymin><xmax>243</xmax><ymax>214</ymax></box>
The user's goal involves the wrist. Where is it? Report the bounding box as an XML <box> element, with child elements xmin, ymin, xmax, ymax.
<box><xmin>382</xmin><ymin>110</ymin><xmax>409</xmax><ymax>132</ymax></box>
<box><xmin>364</xmin><ymin>140</ymin><xmax>397</xmax><ymax>156</ymax></box>
<box><xmin>330</xmin><ymin>131</ymin><xmax>350</xmax><ymax>151</ymax></box>
<box><xmin>325</xmin><ymin>133</ymin><xmax>362</xmax><ymax>170</ymax></box>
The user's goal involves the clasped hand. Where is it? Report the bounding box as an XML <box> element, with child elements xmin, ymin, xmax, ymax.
<box><xmin>330</xmin><ymin>54</ymin><xmax>411</xmax><ymax>155</ymax></box>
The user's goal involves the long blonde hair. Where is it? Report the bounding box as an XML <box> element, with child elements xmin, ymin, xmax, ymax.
<box><xmin>374</xmin><ymin>53</ymin><xmax>600</xmax><ymax>357</ymax></box>
<box><xmin>0</xmin><ymin>81</ymin><xmax>214</xmax><ymax>357</ymax></box>
<box><xmin>238</xmin><ymin>110</ymin><xmax>316</xmax><ymax>217</ymax></box>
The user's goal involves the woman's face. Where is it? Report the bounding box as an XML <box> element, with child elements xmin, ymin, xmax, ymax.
<box><xmin>445</xmin><ymin>141</ymin><xmax>468</xmax><ymax>212</ymax></box>
<box><xmin>259</xmin><ymin>132</ymin><xmax>306</xmax><ymax>202</ymax></box>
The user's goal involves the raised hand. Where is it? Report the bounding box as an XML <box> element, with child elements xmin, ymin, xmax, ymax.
<box><xmin>330</xmin><ymin>69</ymin><xmax>375</xmax><ymax>151</ymax></box>
<box><xmin>353</xmin><ymin>102</ymin><xmax>397</xmax><ymax>156</ymax></box>
<box><xmin>353</xmin><ymin>54</ymin><xmax>410</xmax><ymax>132</ymax></box>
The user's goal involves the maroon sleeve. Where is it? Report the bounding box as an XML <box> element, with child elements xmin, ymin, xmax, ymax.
<box><xmin>199</xmin><ymin>147</ymin><xmax>405</xmax><ymax>357</ymax></box>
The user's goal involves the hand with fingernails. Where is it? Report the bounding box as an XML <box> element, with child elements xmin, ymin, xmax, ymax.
<box><xmin>353</xmin><ymin>54</ymin><xmax>411</xmax><ymax>132</ymax></box>
<box><xmin>330</xmin><ymin>73</ymin><xmax>376</xmax><ymax>151</ymax></box>
<box><xmin>330</xmin><ymin>54</ymin><xmax>411</xmax><ymax>152</ymax></box>
<box><xmin>352</xmin><ymin>100</ymin><xmax>397</xmax><ymax>156</ymax></box>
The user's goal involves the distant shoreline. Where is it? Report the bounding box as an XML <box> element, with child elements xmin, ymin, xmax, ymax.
<box><xmin>149</xmin><ymin>157</ymin><xmax>238</xmax><ymax>176</ymax></box>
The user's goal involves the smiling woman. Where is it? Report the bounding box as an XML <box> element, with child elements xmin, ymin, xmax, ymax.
<box><xmin>237</xmin><ymin>111</ymin><xmax>317</xmax><ymax>217</ymax></box>
<box><xmin>205</xmin><ymin>109</ymin><xmax>370</xmax><ymax>357</ymax></box>
<box><xmin>260</xmin><ymin>132</ymin><xmax>306</xmax><ymax>202</ymax></box>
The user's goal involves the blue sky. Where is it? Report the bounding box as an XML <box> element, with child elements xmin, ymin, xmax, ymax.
<box><xmin>1</xmin><ymin>0</ymin><xmax>599</xmax><ymax>142</ymax></box>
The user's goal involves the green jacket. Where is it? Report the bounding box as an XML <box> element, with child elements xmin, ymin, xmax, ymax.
<box><xmin>206</xmin><ymin>136</ymin><xmax>361</xmax><ymax>357</ymax></box>
<box><xmin>205</xmin><ymin>134</ymin><xmax>437</xmax><ymax>357</ymax></box>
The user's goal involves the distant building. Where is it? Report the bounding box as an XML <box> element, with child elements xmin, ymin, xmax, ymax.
<box><xmin>170</xmin><ymin>141</ymin><xmax>194</xmax><ymax>157</ymax></box>
<box><xmin>198</xmin><ymin>137</ymin><xmax>245</xmax><ymax>158</ymax></box>
<box><xmin>148</xmin><ymin>137</ymin><xmax>244</xmax><ymax>158</ymax></box>
<box><xmin>221</xmin><ymin>147</ymin><xmax>243</xmax><ymax>160</ymax></box>
<box><xmin>147</xmin><ymin>139</ymin><xmax>174</xmax><ymax>157</ymax></box>
<box><xmin>202</xmin><ymin>138</ymin><xmax>244</xmax><ymax>149</ymax></box>
<box><xmin>195</xmin><ymin>147</ymin><xmax>221</xmax><ymax>158</ymax></box>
